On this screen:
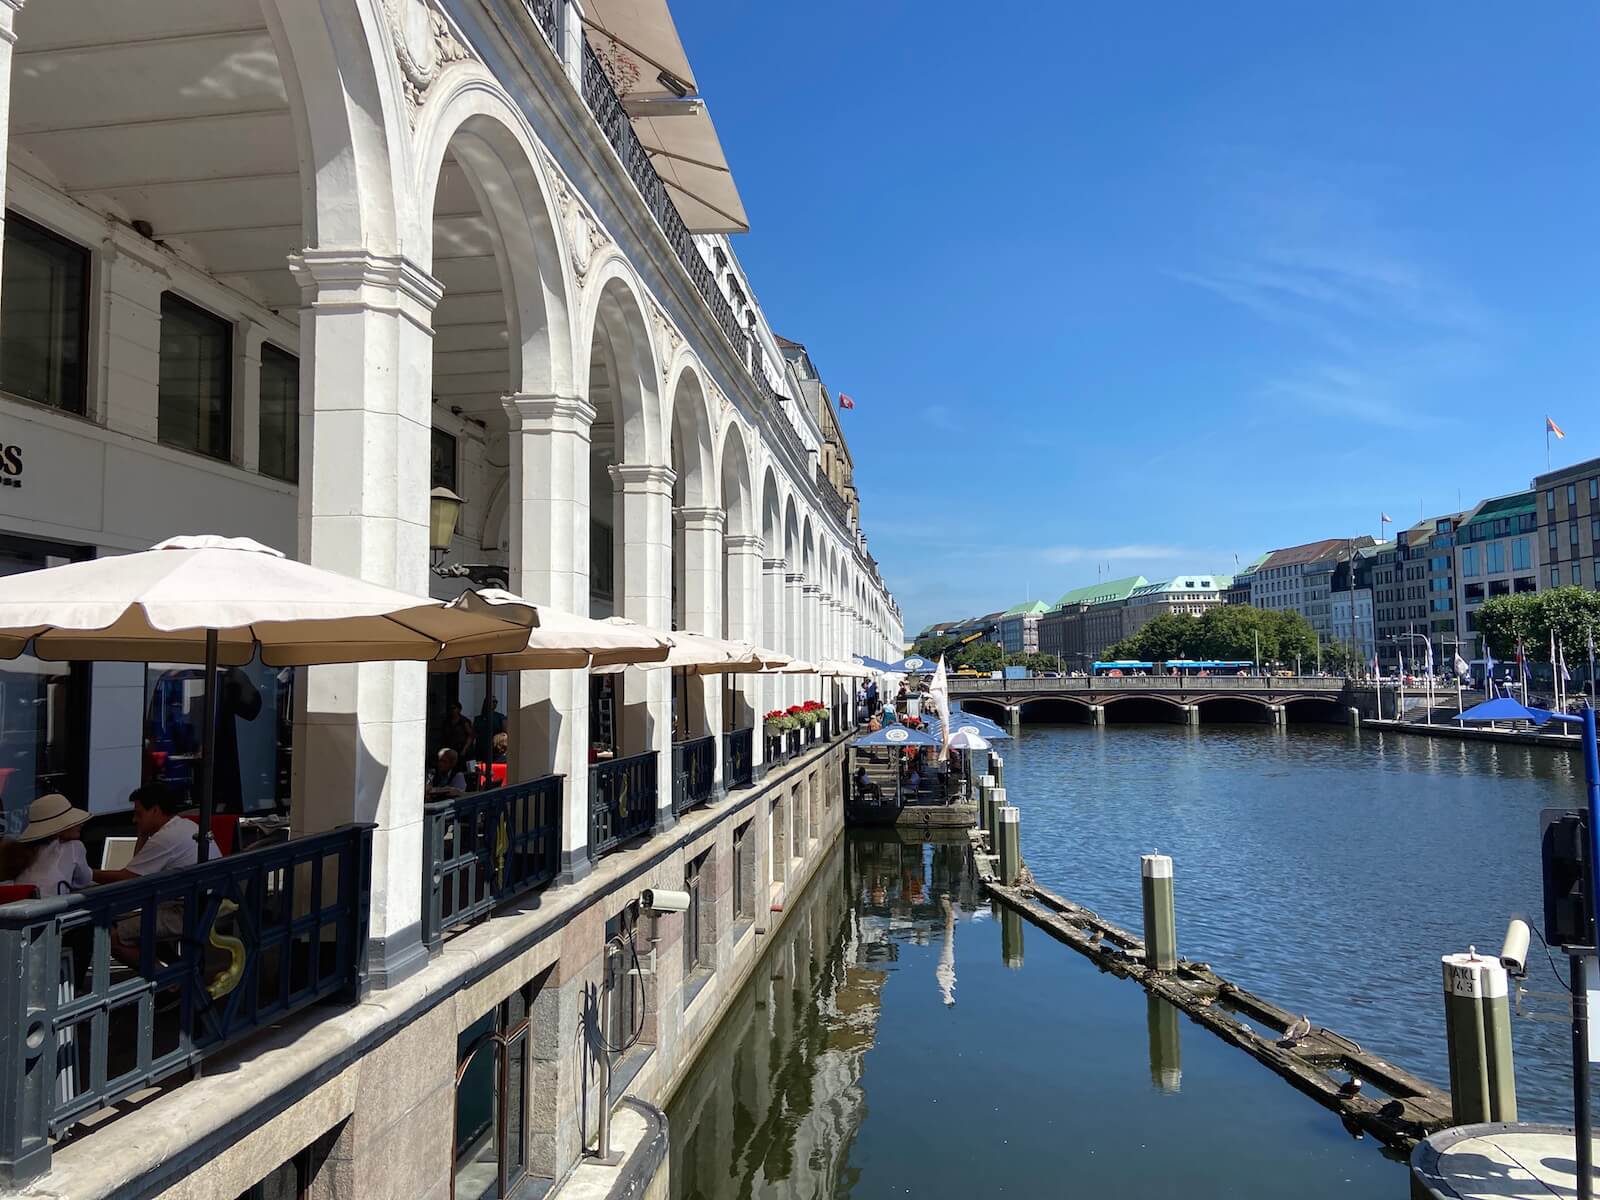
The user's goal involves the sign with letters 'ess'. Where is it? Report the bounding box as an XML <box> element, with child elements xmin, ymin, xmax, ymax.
<box><xmin>0</xmin><ymin>441</ymin><xmax>21</xmax><ymax>489</ymax></box>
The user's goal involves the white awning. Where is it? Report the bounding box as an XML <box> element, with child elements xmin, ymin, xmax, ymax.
<box><xmin>583</xmin><ymin>0</ymin><xmax>748</xmax><ymax>234</ymax></box>
<box><xmin>583</xmin><ymin>0</ymin><xmax>697</xmax><ymax>100</ymax></box>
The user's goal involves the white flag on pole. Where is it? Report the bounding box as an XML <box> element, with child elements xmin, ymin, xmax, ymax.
<box><xmin>1453</xmin><ymin>651</ymin><xmax>1471</xmax><ymax>680</ymax></box>
<box><xmin>929</xmin><ymin>655</ymin><xmax>951</xmax><ymax>761</ymax></box>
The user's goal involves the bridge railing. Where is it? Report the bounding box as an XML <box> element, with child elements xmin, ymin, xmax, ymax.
<box><xmin>948</xmin><ymin>675</ymin><xmax>1348</xmax><ymax>694</ymax></box>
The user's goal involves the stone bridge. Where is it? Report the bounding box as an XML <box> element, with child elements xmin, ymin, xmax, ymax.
<box><xmin>946</xmin><ymin>676</ymin><xmax>1354</xmax><ymax>727</ymax></box>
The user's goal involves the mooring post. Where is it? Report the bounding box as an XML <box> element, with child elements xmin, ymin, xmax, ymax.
<box><xmin>987</xmin><ymin>786</ymin><xmax>1006</xmax><ymax>847</ymax></box>
<box><xmin>1141</xmin><ymin>853</ymin><xmax>1177</xmax><ymax>971</ymax></box>
<box><xmin>1182</xmin><ymin>705</ymin><xmax>1199</xmax><ymax>727</ymax></box>
<box><xmin>1007</xmin><ymin>705</ymin><xmax>1021</xmax><ymax>733</ymax></box>
<box><xmin>1000</xmin><ymin>906</ymin><xmax>1025</xmax><ymax>968</ymax></box>
<box><xmin>977</xmin><ymin>776</ymin><xmax>994</xmax><ymax>833</ymax></box>
<box><xmin>992</xmin><ymin>754</ymin><xmax>1005</xmax><ymax>789</ymax></box>
<box><xmin>998</xmin><ymin>805</ymin><xmax>1020</xmax><ymax>885</ymax></box>
<box><xmin>1147</xmin><ymin>994</ymin><xmax>1182</xmax><ymax>1093</ymax></box>
<box><xmin>1089</xmin><ymin>704</ymin><xmax>1105</xmax><ymax>726</ymax></box>
<box><xmin>1442</xmin><ymin>949</ymin><xmax>1517</xmax><ymax>1123</ymax></box>
<box><xmin>1347</xmin><ymin>705</ymin><xmax>1361</xmax><ymax>729</ymax></box>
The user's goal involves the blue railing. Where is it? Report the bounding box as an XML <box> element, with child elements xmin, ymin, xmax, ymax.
<box><xmin>423</xmin><ymin>775</ymin><xmax>563</xmax><ymax>950</ymax></box>
<box><xmin>671</xmin><ymin>735</ymin><xmax>717</xmax><ymax>816</ymax></box>
<box><xmin>589</xmin><ymin>751</ymin><xmax>658</xmax><ymax>859</ymax></box>
<box><xmin>0</xmin><ymin>825</ymin><xmax>373</xmax><ymax>1185</ymax></box>
<box><xmin>723</xmin><ymin>728</ymin><xmax>753</xmax><ymax>791</ymax></box>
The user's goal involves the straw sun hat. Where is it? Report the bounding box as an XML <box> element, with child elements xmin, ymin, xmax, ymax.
<box><xmin>16</xmin><ymin>794</ymin><xmax>90</xmax><ymax>843</ymax></box>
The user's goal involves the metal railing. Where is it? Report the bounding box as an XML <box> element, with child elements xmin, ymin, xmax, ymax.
<box><xmin>786</xmin><ymin>728</ymin><xmax>803</xmax><ymax>759</ymax></box>
<box><xmin>525</xmin><ymin>0</ymin><xmax>556</xmax><ymax>43</ymax></box>
<box><xmin>589</xmin><ymin>751</ymin><xmax>658</xmax><ymax>859</ymax></box>
<box><xmin>764</xmin><ymin>730</ymin><xmax>785</xmax><ymax>767</ymax></box>
<box><xmin>671</xmin><ymin>735</ymin><xmax>717</xmax><ymax>816</ymax></box>
<box><xmin>0</xmin><ymin>825</ymin><xmax>373</xmax><ymax>1184</ymax></box>
<box><xmin>723</xmin><ymin>728</ymin><xmax>753</xmax><ymax>791</ymax></box>
<box><xmin>949</xmin><ymin>675</ymin><xmax>1349</xmax><ymax>694</ymax></box>
<box><xmin>816</xmin><ymin>464</ymin><xmax>852</xmax><ymax>526</ymax></box>
<box><xmin>423</xmin><ymin>776</ymin><xmax>563</xmax><ymax>951</ymax></box>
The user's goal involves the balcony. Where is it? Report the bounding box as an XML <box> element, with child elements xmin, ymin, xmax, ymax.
<box><xmin>0</xmin><ymin>825</ymin><xmax>373</xmax><ymax>1184</ymax></box>
<box><xmin>422</xmin><ymin>776</ymin><xmax>563</xmax><ymax>951</ymax></box>
<box><xmin>589</xmin><ymin>751</ymin><xmax>659</xmax><ymax>859</ymax></box>
<box><xmin>816</xmin><ymin>464</ymin><xmax>852</xmax><ymax>528</ymax></box>
<box><xmin>722</xmin><ymin>727</ymin><xmax>753</xmax><ymax>791</ymax></box>
<box><xmin>671</xmin><ymin>735</ymin><xmax>717</xmax><ymax>816</ymax></box>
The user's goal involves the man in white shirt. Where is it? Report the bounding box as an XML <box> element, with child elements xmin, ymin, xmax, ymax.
<box><xmin>96</xmin><ymin>782</ymin><xmax>215</xmax><ymax>966</ymax></box>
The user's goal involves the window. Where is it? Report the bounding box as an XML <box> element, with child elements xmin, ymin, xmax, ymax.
<box><xmin>1487</xmin><ymin>542</ymin><xmax>1506</xmax><ymax>574</ymax></box>
<box><xmin>1548</xmin><ymin>489</ymin><xmax>1557</xmax><ymax>510</ymax></box>
<box><xmin>1460</xmin><ymin>547</ymin><xmax>1478</xmax><ymax>578</ymax></box>
<box><xmin>1514</xmin><ymin>576</ymin><xmax>1536</xmax><ymax>594</ymax></box>
<box><xmin>1591</xmin><ymin>478</ymin><xmax>1598</xmax><ymax>502</ymax></box>
<box><xmin>1465</xmin><ymin>582</ymin><xmax>1484</xmax><ymax>602</ymax></box>
<box><xmin>1549</xmin><ymin>527</ymin><xmax>1559</xmax><ymax>552</ymax></box>
<box><xmin>144</xmin><ymin>660</ymin><xmax>290</xmax><ymax>812</ymax></box>
<box><xmin>733</xmin><ymin>820</ymin><xmax>754</xmax><ymax>922</ymax></box>
<box><xmin>1431</xmin><ymin>597</ymin><xmax>1452</xmax><ymax>613</ymax></box>
<box><xmin>1568</xmin><ymin>484</ymin><xmax>1578</xmax><ymax>506</ymax></box>
<box><xmin>258</xmin><ymin>343</ymin><xmax>298</xmax><ymax>483</ymax></box>
<box><xmin>455</xmin><ymin>984</ymin><xmax>531</xmax><ymax>1200</ymax></box>
<box><xmin>1575</xmin><ymin>565</ymin><xmax>1585</xmax><ymax>586</ymax></box>
<box><xmin>0</xmin><ymin>212</ymin><xmax>88</xmax><ymax>413</ymax></box>
<box><xmin>431</xmin><ymin>427</ymin><xmax>458</xmax><ymax>490</ymax></box>
<box><xmin>1552</xmin><ymin>567</ymin><xmax>1561</xmax><ymax>588</ymax></box>
<box><xmin>1573</xmin><ymin>522</ymin><xmax>1582</xmax><ymax>547</ymax></box>
<box><xmin>1512</xmin><ymin>537</ymin><xmax>1531</xmax><ymax>570</ymax></box>
<box><xmin>232</xmin><ymin>1131</ymin><xmax>340</xmax><ymax>1200</ymax></box>
<box><xmin>159</xmin><ymin>294</ymin><xmax>232</xmax><ymax>459</ymax></box>
<box><xmin>684</xmin><ymin>851</ymin><xmax>708</xmax><ymax>978</ymax></box>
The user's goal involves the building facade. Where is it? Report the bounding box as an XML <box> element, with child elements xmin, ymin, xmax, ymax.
<box><xmin>1533</xmin><ymin>458</ymin><xmax>1600</xmax><ymax>593</ymax></box>
<box><xmin>1079</xmin><ymin>576</ymin><xmax>1148</xmax><ymax>662</ymax></box>
<box><xmin>1121</xmin><ymin>574</ymin><xmax>1227</xmax><ymax>642</ymax></box>
<box><xmin>998</xmin><ymin>600</ymin><xmax>1048</xmax><ymax>654</ymax></box>
<box><xmin>1250</xmin><ymin>538</ymin><xmax>1374</xmax><ymax>633</ymax></box>
<box><xmin>1455</xmin><ymin>491</ymin><xmax>1540</xmax><ymax>658</ymax></box>
<box><xmin>0</xmin><ymin>2</ymin><xmax>900</xmax><ymax>1196</ymax></box>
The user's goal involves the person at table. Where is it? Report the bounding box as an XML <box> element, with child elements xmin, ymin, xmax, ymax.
<box><xmin>426</xmin><ymin>748</ymin><xmax>468</xmax><ymax>799</ymax></box>
<box><xmin>854</xmin><ymin>766</ymin><xmax>880</xmax><ymax>802</ymax></box>
<box><xmin>0</xmin><ymin>794</ymin><xmax>93</xmax><ymax>897</ymax></box>
<box><xmin>441</xmin><ymin>701</ymin><xmax>476</xmax><ymax>761</ymax></box>
<box><xmin>95</xmin><ymin>782</ymin><xmax>215</xmax><ymax>885</ymax></box>
<box><xmin>473</xmin><ymin>696</ymin><xmax>506</xmax><ymax>758</ymax></box>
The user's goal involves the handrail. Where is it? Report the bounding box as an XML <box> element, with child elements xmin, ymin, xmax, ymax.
<box><xmin>947</xmin><ymin>675</ymin><xmax>1349</xmax><ymax>693</ymax></box>
<box><xmin>0</xmin><ymin>824</ymin><xmax>373</xmax><ymax>1184</ymax></box>
<box><xmin>723</xmin><ymin>728</ymin><xmax>753</xmax><ymax>791</ymax></box>
<box><xmin>671</xmin><ymin>735</ymin><xmax>717</xmax><ymax>816</ymax></box>
<box><xmin>423</xmin><ymin>775</ymin><xmax>563</xmax><ymax>951</ymax></box>
<box><xmin>524</xmin><ymin>0</ymin><xmax>556</xmax><ymax>43</ymax></box>
<box><xmin>589</xmin><ymin>750</ymin><xmax>658</xmax><ymax>859</ymax></box>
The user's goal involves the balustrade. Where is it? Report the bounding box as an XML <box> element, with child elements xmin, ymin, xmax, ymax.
<box><xmin>423</xmin><ymin>776</ymin><xmax>563</xmax><ymax>950</ymax></box>
<box><xmin>723</xmin><ymin>728</ymin><xmax>754</xmax><ymax>791</ymax></box>
<box><xmin>671</xmin><ymin>735</ymin><xmax>717</xmax><ymax>816</ymax></box>
<box><xmin>0</xmin><ymin>826</ymin><xmax>373</xmax><ymax>1184</ymax></box>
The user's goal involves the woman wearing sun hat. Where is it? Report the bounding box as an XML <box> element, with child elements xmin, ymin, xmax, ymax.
<box><xmin>0</xmin><ymin>793</ymin><xmax>93</xmax><ymax>897</ymax></box>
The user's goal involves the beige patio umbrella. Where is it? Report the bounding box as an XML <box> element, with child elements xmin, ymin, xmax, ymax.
<box><xmin>440</xmin><ymin>590</ymin><xmax>673</xmax><ymax>670</ymax></box>
<box><xmin>0</xmin><ymin>535</ymin><xmax>538</xmax><ymax>860</ymax></box>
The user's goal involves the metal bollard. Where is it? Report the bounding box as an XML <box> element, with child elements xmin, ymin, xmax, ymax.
<box><xmin>992</xmin><ymin>754</ymin><xmax>1005</xmax><ymax>789</ymax></box>
<box><xmin>1141</xmin><ymin>852</ymin><xmax>1177</xmax><ymax>971</ymax></box>
<box><xmin>998</xmin><ymin>805</ymin><xmax>1021</xmax><ymax>885</ymax></box>
<box><xmin>1442</xmin><ymin>949</ymin><xmax>1517</xmax><ymax>1123</ymax></box>
<box><xmin>977</xmin><ymin>778</ymin><xmax>993</xmax><ymax>833</ymax></box>
<box><xmin>987</xmin><ymin>786</ymin><xmax>1006</xmax><ymax>844</ymax></box>
<box><xmin>1000</xmin><ymin>907</ymin><xmax>1025</xmax><ymax>969</ymax></box>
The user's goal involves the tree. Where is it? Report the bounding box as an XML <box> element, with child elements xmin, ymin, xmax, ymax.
<box><xmin>911</xmin><ymin>634</ymin><xmax>958</xmax><ymax>661</ymax></box>
<box><xmin>1477</xmin><ymin>588</ymin><xmax>1600</xmax><ymax>660</ymax></box>
<box><xmin>956</xmin><ymin>641</ymin><xmax>1004</xmax><ymax>672</ymax></box>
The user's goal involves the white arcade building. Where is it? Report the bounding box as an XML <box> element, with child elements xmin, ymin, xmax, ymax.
<box><xmin>0</xmin><ymin>1</ymin><xmax>902</xmax><ymax>1195</ymax></box>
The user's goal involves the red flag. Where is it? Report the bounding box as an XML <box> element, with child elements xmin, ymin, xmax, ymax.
<box><xmin>838</xmin><ymin>394</ymin><xmax>855</xmax><ymax>410</ymax></box>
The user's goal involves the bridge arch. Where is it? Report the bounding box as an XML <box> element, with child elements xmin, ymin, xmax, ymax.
<box><xmin>1017</xmin><ymin>696</ymin><xmax>1094</xmax><ymax>724</ymax></box>
<box><xmin>956</xmin><ymin>697</ymin><xmax>1011</xmax><ymax>724</ymax></box>
<box><xmin>1282</xmin><ymin>695</ymin><xmax>1346</xmax><ymax>723</ymax></box>
<box><xmin>1192</xmin><ymin>694</ymin><xmax>1276</xmax><ymax>723</ymax></box>
<box><xmin>1100</xmin><ymin>694</ymin><xmax>1191</xmax><ymax>724</ymax></box>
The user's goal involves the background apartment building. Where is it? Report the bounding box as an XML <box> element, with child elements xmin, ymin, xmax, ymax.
<box><xmin>1534</xmin><ymin>457</ymin><xmax>1600</xmax><ymax>592</ymax></box>
<box><xmin>1121</xmin><ymin>574</ymin><xmax>1228</xmax><ymax>641</ymax></box>
<box><xmin>998</xmin><ymin>601</ymin><xmax>1049</xmax><ymax>654</ymax></box>
<box><xmin>1455</xmin><ymin>491</ymin><xmax>1539</xmax><ymax>658</ymax></box>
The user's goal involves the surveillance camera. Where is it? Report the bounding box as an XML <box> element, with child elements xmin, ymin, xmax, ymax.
<box><xmin>1500</xmin><ymin>916</ymin><xmax>1531</xmax><ymax>978</ymax></box>
<box><xmin>642</xmin><ymin>888</ymin><xmax>691</xmax><ymax>914</ymax></box>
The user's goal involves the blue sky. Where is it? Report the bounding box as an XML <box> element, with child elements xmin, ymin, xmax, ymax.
<box><xmin>675</xmin><ymin>2</ymin><xmax>1600</xmax><ymax>636</ymax></box>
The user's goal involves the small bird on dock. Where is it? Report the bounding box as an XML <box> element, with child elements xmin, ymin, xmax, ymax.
<box><xmin>1088</xmin><ymin>929</ymin><xmax>1104</xmax><ymax>947</ymax></box>
<box><xmin>1338</xmin><ymin>1074</ymin><xmax>1364</xmax><ymax>1098</ymax></box>
<box><xmin>1278</xmin><ymin>1015</ymin><xmax>1312</xmax><ymax>1047</ymax></box>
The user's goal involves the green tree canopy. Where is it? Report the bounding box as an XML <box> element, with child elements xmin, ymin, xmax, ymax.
<box><xmin>1104</xmin><ymin>605</ymin><xmax>1322</xmax><ymax>667</ymax></box>
<box><xmin>1476</xmin><ymin>587</ymin><xmax>1600</xmax><ymax>660</ymax></box>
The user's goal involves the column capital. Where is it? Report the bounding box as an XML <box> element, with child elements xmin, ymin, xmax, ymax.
<box><xmin>726</xmin><ymin>533</ymin><xmax>765</xmax><ymax>554</ymax></box>
<box><xmin>763</xmin><ymin>556</ymin><xmax>788</xmax><ymax>573</ymax></box>
<box><xmin>802</xmin><ymin>583</ymin><xmax>822</xmax><ymax>596</ymax></box>
<box><xmin>785</xmin><ymin>572</ymin><xmax>805</xmax><ymax>587</ymax></box>
<box><xmin>609</xmin><ymin>462</ymin><xmax>676</xmax><ymax>494</ymax></box>
<box><xmin>503</xmin><ymin>391</ymin><xmax>595</xmax><ymax>430</ymax></box>
<box><xmin>289</xmin><ymin>249</ymin><xmax>443</xmax><ymax>324</ymax></box>
<box><xmin>675</xmin><ymin>505</ymin><xmax>725</xmax><ymax>533</ymax></box>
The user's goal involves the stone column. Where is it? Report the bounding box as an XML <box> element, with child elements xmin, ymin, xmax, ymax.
<box><xmin>762</xmin><ymin>557</ymin><xmax>787</xmax><ymax>744</ymax></box>
<box><xmin>505</xmin><ymin>392</ymin><xmax>595</xmax><ymax>882</ymax></box>
<box><xmin>98</xmin><ymin>230</ymin><xmax>168</xmax><ymax>443</ymax></box>
<box><xmin>611</xmin><ymin>463</ymin><xmax>675</xmax><ymax>829</ymax></box>
<box><xmin>290</xmin><ymin>249</ymin><xmax>442</xmax><ymax>989</ymax></box>
<box><xmin>725</xmin><ymin>533</ymin><xmax>765</xmax><ymax>768</ymax></box>
<box><xmin>785</xmin><ymin>572</ymin><xmax>805</xmax><ymax>709</ymax></box>
<box><xmin>0</xmin><ymin>1</ymin><xmax>21</xmax><ymax>300</ymax></box>
<box><xmin>678</xmin><ymin>505</ymin><xmax>725</xmax><ymax>792</ymax></box>
<box><xmin>802</xmin><ymin>583</ymin><xmax>822</xmax><ymax>707</ymax></box>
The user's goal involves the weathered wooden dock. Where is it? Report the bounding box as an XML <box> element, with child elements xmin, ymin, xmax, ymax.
<box><xmin>971</xmin><ymin>833</ymin><xmax>1453</xmax><ymax>1151</ymax></box>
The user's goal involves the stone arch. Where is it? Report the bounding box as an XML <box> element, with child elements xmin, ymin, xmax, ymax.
<box><xmin>959</xmin><ymin>697</ymin><xmax>1011</xmax><ymax>722</ymax></box>
<box><xmin>1017</xmin><ymin>696</ymin><xmax>1094</xmax><ymax>723</ymax></box>
<box><xmin>582</xmin><ymin>260</ymin><xmax>664</xmax><ymax>464</ymax></box>
<box><xmin>413</xmin><ymin>74</ymin><xmax>575</xmax><ymax>396</ymax></box>
<box><xmin>667</xmin><ymin>360</ymin><xmax>716</xmax><ymax>508</ymax></box>
<box><xmin>721</xmin><ymin>422</ymin><xmax>754</xmax><ymax>540</ymax></box>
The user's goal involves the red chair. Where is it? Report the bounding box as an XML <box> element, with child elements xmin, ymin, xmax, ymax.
<box><xmin>490</xmin><ymin>762</ymin><xmax>507</xmax><ymax>788</ymax></box>
<box><xmin>0</xmin><ymin>884</ymin><xmax>40</xmax><ymax>904</ymax></box>
<box><xmin>181</xmin><ymin>813</ymin><xmax>238</xmax><ymax>856</ymax></box>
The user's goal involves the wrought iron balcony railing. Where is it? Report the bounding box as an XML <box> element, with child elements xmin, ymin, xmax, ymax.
<box><xmin>671</xmin><ymin>734</ymin><xmax>717</xmax><ymax>815</ymax></box>
<box><xmin>525</xmin><ymin>0</ymin><xmax>556</xmax><ymax>44</ymax></box>
<box><xmin>722</xmin><ymin>727</ymin><xmax>753</xmax><ymax>791</ymax></box>
<box><xmin>0</xmin><ymin>825</ymin><xmax>373</xmax><ymax>1185</ymax></box>
<box><xmin>423</xmin><ymin>775</ymin><xmax>563</xmax><ymax>950</ymax></box>
<box><xmin>589</xmin><ymin>750</ymin><xmax>658</xmax><ymax>858</ymax></box>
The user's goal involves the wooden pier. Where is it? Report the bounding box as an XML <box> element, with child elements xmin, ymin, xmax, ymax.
<box><xmin>972</xmin><ymin>833</ymin><xmax>1453</xmax><ymax>1151</ymax></box>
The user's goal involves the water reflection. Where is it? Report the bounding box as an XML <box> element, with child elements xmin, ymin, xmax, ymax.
<box><xmin>1147</xmin><ymin>994</ymin><xmax>1182</xmax><ymax>1093</ymax></box>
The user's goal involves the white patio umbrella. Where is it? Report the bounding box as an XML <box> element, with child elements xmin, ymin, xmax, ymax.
<box><xmin>0</xmin><ymin>536</ymin><xmax>538</xmax><ymax>861</ymax></box>
<box><xmin>945</xmin><ymin>729</ymin><xmax>991</xmax><ymax>752</ymax></box>
<box><xmin>440</xmin><ymin>590</ymin><xmax>673</xmax><ymax>670</ymax></box>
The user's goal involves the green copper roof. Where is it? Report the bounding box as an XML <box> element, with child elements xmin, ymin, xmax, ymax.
<box><xmin>1002</xmin><ymin>600</ymin><xmax>1050</xmax><ymax>616</ymax></box>
<box><xmin>1466</xmin><ymin>490</ymin><xmax>1536</xmax><ymax>524</ymax></box>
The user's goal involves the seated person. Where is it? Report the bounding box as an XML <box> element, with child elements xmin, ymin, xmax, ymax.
<box><xmin>907</xmin><ymin>766</ymin><xmax>922</xmax><ymax>792</ymax></box>
<box><xmin>95</xmin><ymin>782</ymin><xmax>214</xmax><ymax>885</ymax></box>
<box><xmin>491</xmin><ymin>731</ymin><xmax>509</xmax><ymax>763</ymax></box>
<box><xmin>0</xmin><ymin>793</ymin><xmax>93</xmax><ymax>897</ymax></box>
<box><xmin>854</xmin><ymin>766</ymin><xmax>880</xmax><ymax>801</ymax></box>
<box><xmin>426</xmin><ymin>748</ymin><xmax>468</xmax><ymax>799</ymax></box>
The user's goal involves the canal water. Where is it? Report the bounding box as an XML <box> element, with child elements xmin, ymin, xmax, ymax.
<box><xmin>667</xmin><ymin>724</ymin><xmax>1582</xmax><ymax>1197</ymax></box>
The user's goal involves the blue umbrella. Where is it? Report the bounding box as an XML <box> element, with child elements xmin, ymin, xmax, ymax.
<box><xmin>852</xmin><ymin>725</ymin><xmax>940</xmax><ymax>748</ymax></box>
<box><xmin>1455</xmin><ymin>697</ymin><xmax>1557</xmax><ymax>725</ymax></box>
<box><xmin>926</xmin><ymin>711</ymin><xmax>1011</xmax><ymax>741</ymax></box>
<box><xmin>854</xmin><ymin>654</ymin><xmax>899</xmax><ymax>673</ymax></box>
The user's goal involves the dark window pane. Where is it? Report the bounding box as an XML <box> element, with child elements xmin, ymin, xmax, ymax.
<box><xmin>0</xmin><ymin>212</ymin><xmax>88</xmax><ymax>413</ymax></box>
<box><xmin>159</xmin><ymin>294</ymin><xmax>232</xmax><ymax>459</ymax></box>
<box><xmin>432</xmin><ymin>428</ymin><xmax>458</xmax><ymax>490</ymax></box>
<box><xmin>259</xmin><ymin>343</ymin><xmax>298</xmax><ymax>483</ymax></box>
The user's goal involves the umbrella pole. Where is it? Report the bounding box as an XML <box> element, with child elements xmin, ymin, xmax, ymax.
<box><xmin>481</xmin><ymin>653</ymin><xmax>495</xmax><ymax>787</ymax></box>
<box><xmin>196</xmin><ymin>628</ymin><xmax>219</xmax><ymax>864</ymax></box>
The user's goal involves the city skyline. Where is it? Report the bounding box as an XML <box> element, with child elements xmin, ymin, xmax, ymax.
<box><xmin>678</xmin><ymin>2</ymin><xmax>1600</xmax><ymax>635</ymax></box>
